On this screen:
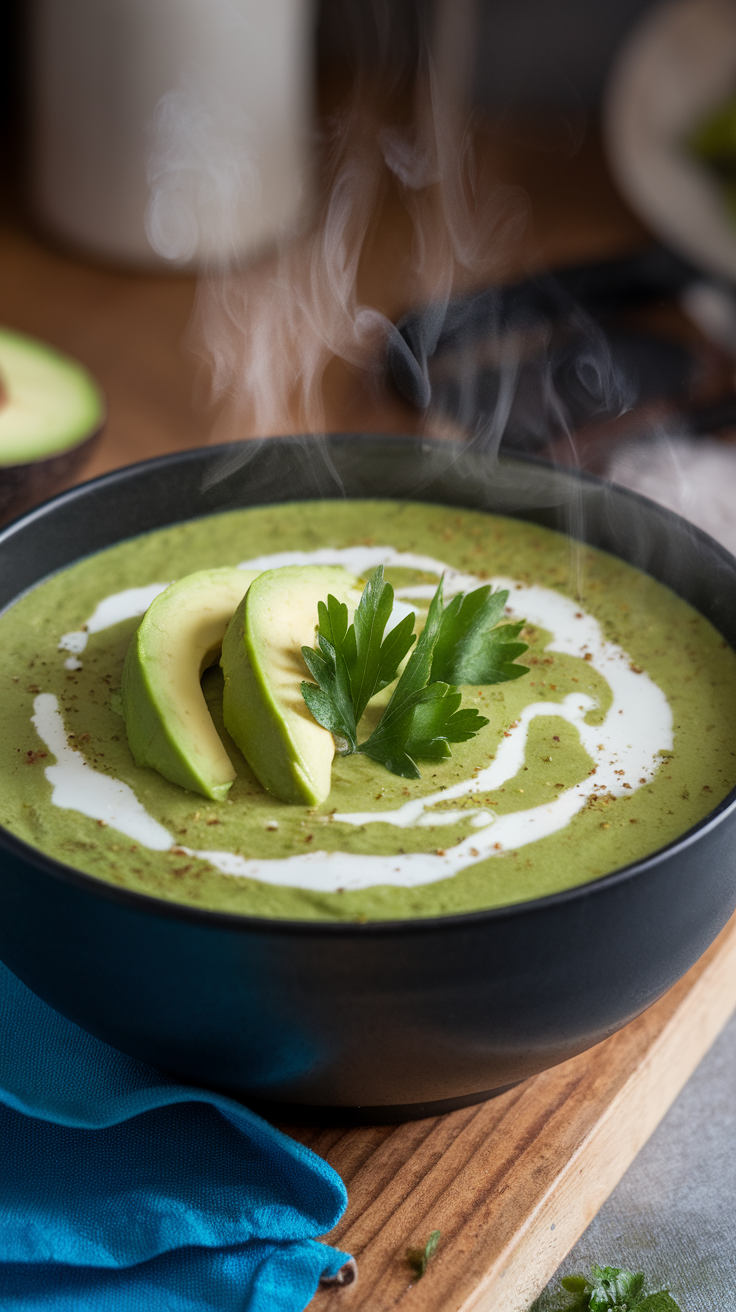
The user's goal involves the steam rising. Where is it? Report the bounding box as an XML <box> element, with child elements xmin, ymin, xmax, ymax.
<box><xmin>146</xmin><ymin>67</ymin><xmax>261</xmax><ymax>266</ymax></box>
<box><xmin>179</xmin><ymin>52</ymin><xmax>532</xmax><ymax>457</ymax></box>
<box><xmin>145</xmin><ymin>0</ymin><xmax>631</xmax><ymax>577</ymax></box>
<box><xmin>192</xmin><ymin>103</ymin><xmax>387</xmax><ymax>442</ymax></box>
<box><xmin>144</xmin><ymin>0</ymin><xmax>312</xmax><ymax>268</ymax></box>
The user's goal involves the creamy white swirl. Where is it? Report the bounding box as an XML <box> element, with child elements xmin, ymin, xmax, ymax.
<box><xmin>32</xmin><ymin>545</ymin><xmax>673</xmax><ymax>893</ymax></box>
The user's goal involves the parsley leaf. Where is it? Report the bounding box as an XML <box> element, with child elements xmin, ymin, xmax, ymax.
<box><xmin>301</xmin><ymin>596</ymin><xmax>358</xmax><ymax>751</ymax></box>
<box><xmin>351</xmin><ymin>566</ymin><xmax>419</xmax><ymax>719</ymax></box>
<box><xmin>301</xmin><ymin>567</ymin><xmax>416</xmax><ymax>753</ymax></box>
<box><xmin>589</xmin><ymin>1267</ymin><xmax>645</xmax><ymax>1310</ymax></box>
<box><xmin>358</xmin><ymin>680</ymin><xmax>486</xmax><ymax>779</ymax></box>
<box><xmin>430</xmin><ymin>584</ymin><xmax>529</xmax><ymax>685</ymax></box>
<box><xmin>406</xmin><ymin>1229</ymin><xmax>441</xmax><ymax>1280</ymax></box>
<box><xmin>300</xmin><ymin>567</ymin><xmax>532</xmax><ymax>782</ymax></box>
<box><xmin>554</xmin><ymin>1265</ymin><xmax>682</xmax><ymax>1312</ymax></box>
<box><xmin>356</xmin><ymin>577</ymin><xmax>488</xmax><ymax>778</ymax></box>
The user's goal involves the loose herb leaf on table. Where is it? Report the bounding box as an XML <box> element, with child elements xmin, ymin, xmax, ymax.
<box><xmin>301</xmin><ymin>566</ymin><xmax>528</xmax><ymax>780</ymax></box>
<box><xmin>406</xmin><ymin>1228</ymin><xmax>441</xmax><ymax>1280</ymax></box>
<box><xmin>554</xmin><ymin>1264</ymin><xmax>682</xmax><ymax>1312</ymax></box>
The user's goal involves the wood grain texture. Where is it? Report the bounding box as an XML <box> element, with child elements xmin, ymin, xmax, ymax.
<box><xmin>291</xmin><ymin>912</ymin><xmax>736</xmax><ymax>1312</ymax></box>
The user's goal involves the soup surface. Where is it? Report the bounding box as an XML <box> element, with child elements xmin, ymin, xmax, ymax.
<box><xmin>1</xmin><ymin>499</ymin><xmax>735</xmax><ymax>921</ymax></box>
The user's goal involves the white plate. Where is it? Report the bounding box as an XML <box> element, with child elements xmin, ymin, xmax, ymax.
<box><xmin>605</xmin><ymin>0</ymin><xmax>736</xmax><ymax>281</ymax></box>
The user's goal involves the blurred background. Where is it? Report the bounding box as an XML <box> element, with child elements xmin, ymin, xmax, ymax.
<box><xmin>4</xmin><ymin>0</ymin><xmax>736</xmax><ymax>529</ymax></box>
<box><xmin>5</xmin><ymin>0</ymin><xmax>736</xmax><ymax>532</ymax></box>
<box><xmin>1</xmin><ymin>0</ymin><xmax>662</xmax><ymax>132</ymax></box>
<box><xmin>1</xmin><ymin>0</ymin><xmax>723</xmax><ymax>487</ymax></box>
<box><xmin>320</xmin><ymin>0</ymin><xmax>655</xmax><ymax>106</ymax></box>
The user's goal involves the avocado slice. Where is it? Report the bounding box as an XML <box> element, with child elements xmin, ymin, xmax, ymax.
<box><xmin>221</xmin><ymin>565</ymin><xmax>362</xmax><ymax>806</ymax></box>
<box><xmin>0</xmin><ymin>328</ymin><xmax>105</xmax><ymax>523</ymax></box>
<box><xmin>122</xmin><ymin>567</ymin><xmax>260</xmax><ymax>801</ymax></box>
<box><xmin>0</xmin><ymin>328</ymin><xmax>103</xmax><ymax>465</ymax></box>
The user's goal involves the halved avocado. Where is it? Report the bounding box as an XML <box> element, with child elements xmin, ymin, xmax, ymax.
<box><xmin>122</xmin><ymin>567</ymin><xmax>260</xmax><ymax>801</ymax></box>
<box><xmin>221</xmin><ymin>565</ymin><xmax>362</xmax><ymax>806</ymax></box>
<box><xmin>0</xmin><ymin>328</ymin><xmax>105</xmax><ymax>523</ymax></box>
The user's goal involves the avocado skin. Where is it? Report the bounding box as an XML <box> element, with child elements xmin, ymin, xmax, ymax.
<box><xmin>0</xmin><ymin>430</ymin><xmax>103</xmax><ymax>527</ymax></box>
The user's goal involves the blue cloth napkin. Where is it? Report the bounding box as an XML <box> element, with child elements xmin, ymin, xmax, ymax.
<box><xmin>0</xmin><ymin>957</ymin><xmax>351</xmax><ymax>1310</ymax></box>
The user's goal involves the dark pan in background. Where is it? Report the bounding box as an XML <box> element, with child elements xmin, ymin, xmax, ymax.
<box><xmin>387</xmin><ymin>244</ymin><xmax>736</xmax><ymax>464</ymax></box>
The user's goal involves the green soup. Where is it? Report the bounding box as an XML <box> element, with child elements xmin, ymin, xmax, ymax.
<box><xmin>1</xmin><ymin>499</ymin><xmax>735</xmax><ymax>921</ymax></box>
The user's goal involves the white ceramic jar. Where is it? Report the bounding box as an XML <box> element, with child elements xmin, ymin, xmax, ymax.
<box><xmin>29</xmin><ymin>0</ymin><xmax>314</xmax><ymax>268</ymax></box>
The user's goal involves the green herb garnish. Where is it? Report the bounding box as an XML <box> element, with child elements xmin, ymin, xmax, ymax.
<box><xmin>406</xmin><ymin>1228</ymin><xmax>441</xmax><ymax>1279</ymax></box>
<box><xmin>300</xmin><ymin>565</ymin><xmax>417</xmax><ymax>754</ymax></box>
<box><xmin>554</xmin><ymin>1265</ymin><xmax>682</xmax><ymax>1312</ymax></box>
<box><xmin>300</xmin><ymin>566</ymin><xmax>528</xmax><ymax>780</ymax></box>
<box><xmin>430</xmin><ymin>584</ymin><xmax>529</xmax><ymax>685</ymax></box>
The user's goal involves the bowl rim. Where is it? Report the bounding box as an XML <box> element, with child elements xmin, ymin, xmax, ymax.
<box><xmin>2</xmin><ymin>432</ymin><xmax>736</xmax><ymax>937</ymax></box>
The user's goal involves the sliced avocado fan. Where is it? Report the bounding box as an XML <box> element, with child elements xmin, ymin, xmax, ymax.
<box><xmin>221</xmin><ymin>565</ymin><xmax>363</xmax><ymax>807</ymax></box>
<box><xmin>122</xmin><ymin>567</ymin><xmax>260</xmax><ymax>801</ymax></box>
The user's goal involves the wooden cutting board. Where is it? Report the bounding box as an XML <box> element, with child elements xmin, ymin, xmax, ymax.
<box><xmin>288</xmin><ymin>911</ymin><xmax>736</xmax><ymax>1312</ymax></box>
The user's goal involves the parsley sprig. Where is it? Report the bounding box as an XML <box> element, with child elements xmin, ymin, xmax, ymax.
<box><xmin>554</xmin><ymin>1265</ymin><xmax>682</xmax><ymax>1312</ymax></box>
<box><xmin>300</xmin><ymin>566</ymin><xmax>528</xmax><ymax>780</ymax></box>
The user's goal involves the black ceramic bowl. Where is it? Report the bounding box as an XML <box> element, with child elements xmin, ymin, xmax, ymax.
<box><xmin>1</xmin><ymin>434</ymin><xmax>735</xmax><ymax>1123</ymax></box>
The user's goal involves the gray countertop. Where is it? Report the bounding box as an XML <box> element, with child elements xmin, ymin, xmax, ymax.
<box><xmin>534</xmin><ymin>1007</ymin><xmax>736</xmax><ymax>1309</ymax></box>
